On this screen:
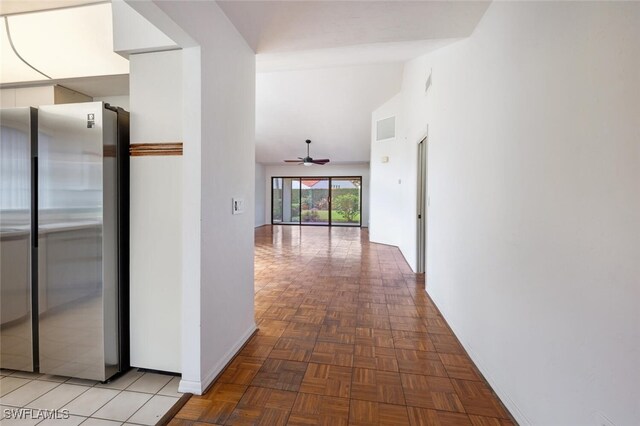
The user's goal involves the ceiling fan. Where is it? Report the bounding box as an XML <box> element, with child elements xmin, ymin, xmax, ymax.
<box><xmin>284</xmin><ymin>139</ymin><xmax>330</xmax><ymax>166</ymax></box>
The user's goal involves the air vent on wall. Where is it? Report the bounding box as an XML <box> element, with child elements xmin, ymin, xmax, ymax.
<box><xmin>376</xmin><ymin>116</ymin><xmax>395</xmax><ymax>141</ymax></box>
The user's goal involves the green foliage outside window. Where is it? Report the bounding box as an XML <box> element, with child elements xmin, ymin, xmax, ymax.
<box><xmin>333</xmin><ymin>194</ymin><xmax>359</xmax><ymax>223</ymax></box>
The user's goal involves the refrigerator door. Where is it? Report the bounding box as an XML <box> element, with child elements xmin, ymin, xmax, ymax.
<box><xmin>0</xmin><ymin>107</ymin><xmax>36</xmax><ymax>372</ymax></box>
<box><xmin>37</xmin><ymin>102</ymin><xmax>119</xmax><ymax>381</ymax></box>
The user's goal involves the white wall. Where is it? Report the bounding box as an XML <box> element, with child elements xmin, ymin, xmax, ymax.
<box><xmin>370</xmin><ymin>94</ymin><xmax>406</xmax><ymax>246</ymax></box>
<box><xmin>370</xmin><ymin>2</ymin><xmax>640</xmax><ymax>424</ymax></box>
<box><xmin>128</xmin><ymin>49</ymin><xmax>183</xmax><ymax>373</ymax></box>
<box><xmin>255</xmin><ymin>163</ymin><xmax>266</xmax><ymax>227</ymax></box>
<box><xmin>264</xmin><ymin>163</ymin><xmax>370</xmax><ymax>227</ymax></box>
<box><xmin>151</xmin><ymin>0</ymin><xmax>256</xmax><ymax>395</ymax></box>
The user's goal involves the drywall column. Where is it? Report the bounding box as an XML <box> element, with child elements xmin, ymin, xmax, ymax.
<box><xmin>180</xmin><ymin>45</ymin><xmax>202</xmax><ymax>391</ymax></box>
<box><xmin>141</xmin><ymin>0</ymin><xmax>256</xmax><ymax>394</ymax></box>
<box><xmin>129</xmin><ymin>49</ymin><xmax>182</xmax><ymax>372</ymax></box>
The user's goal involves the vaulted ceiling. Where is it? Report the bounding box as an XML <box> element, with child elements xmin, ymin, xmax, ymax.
<box><xmin>217</xmin><ymin>1</ymin><xmax>490</xmax><ymax>54</ymax></box>
<box><xmin>256</xmin><ymin>63</ymin><xmax>404</xmax><ymax>164</ymax></box>
<box><xmin>218</xmin><ymin>1</ymin><xmax>491</xmax><ymax>164</ymax></box>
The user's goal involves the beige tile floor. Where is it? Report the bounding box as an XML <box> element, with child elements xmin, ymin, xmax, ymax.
<box><xmin>0</xmin><ymin>368</ymin><xmax>182</xmax><ymax>425</ymax></box>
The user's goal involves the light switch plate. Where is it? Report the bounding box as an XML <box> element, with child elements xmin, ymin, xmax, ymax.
<box><xmin>232</xmin><ymin>198</ymin><xmax>244</xmax><ymax>215</ymax></box>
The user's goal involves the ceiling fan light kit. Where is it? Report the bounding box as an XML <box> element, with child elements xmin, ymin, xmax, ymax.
<box><xmin>284</xmin><ymin>139</ymin><xmax>330</xmax><ymax>166</ymax></box>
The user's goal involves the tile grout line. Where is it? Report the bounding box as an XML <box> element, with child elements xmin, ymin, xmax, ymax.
<box><xmin>16</xmin><ymin>379</ymin><xmax>64</xmax><ymax>409</ymax></box>
<box><xmin>122</xmin><ymin>377</ymin><xmax>177</xmax><ymax>426</ymax></box>
<box><xmin>0</xmin><ymin>375</ymin><xmax>34</xmax><ymax>400</ymax></box>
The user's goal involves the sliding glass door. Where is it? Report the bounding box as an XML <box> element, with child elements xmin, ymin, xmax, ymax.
<box><xmin>330</xmin><ymin>178</ymin><xmax>361</xmax><ymax>226</ymax></box>
<box><xmin>301</xmin><ymin>178</ymin><xmax>330</xmax><ymax>225</ymax></box>
<box><xmin>272</xmin><ymin>176</ymin><xmax>361</xmax><ymax>227</ymax></box>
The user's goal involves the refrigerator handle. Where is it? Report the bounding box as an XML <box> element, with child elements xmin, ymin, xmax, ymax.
<box><xmin>32</xmin><ymin>156</ymin><xmax>38</xmax><ymax>248</ymax></box>
<box><xmin>30</xmin><ymin>107</ymin><xmax>39</xmax><ymax>372</ymax></box>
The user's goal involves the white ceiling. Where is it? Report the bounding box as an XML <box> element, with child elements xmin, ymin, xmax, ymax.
<box><xmin>256</xmin><ymin>38</ymin><xmax>459</xmax><ymax>73</ymax></box>
<box><xmin>256</xmin><ymin>63</ymin><xmax>404</xmax><ymax>164</ymax></box>
<box><xmin>240</xmin><ymin>1</ymin><xmax>490</xmax><ymax>164</ymax></box>
<box><xmin>0</xmin><ymin>0</ymin><xmax>104</xmax><ymax>16</ymax></box>
<box><xmin>218</xmin><ymin>1</ymin><xmax>490</xmax><ymax>54</ymax></box>
<box><xmin>0</xmin><ymin>3</ymin><xmax>128</xmax><ymax>85</ymax></box>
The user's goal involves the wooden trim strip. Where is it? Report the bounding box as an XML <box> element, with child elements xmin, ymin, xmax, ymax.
<box><xmin>130</xmin><ymin>142</ymin><xmax>183</xmax><ymax>157</ymax></box>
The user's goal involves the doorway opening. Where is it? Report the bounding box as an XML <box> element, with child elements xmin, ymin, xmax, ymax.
<box><xmin>271</xmin><ymin>176</ymin><xmax>362</xmax><ymax>227</ymax></box>
<box><xmin>417</xmin><ymin>138</ymin><xmax>427</xmax><ymax>273</ymax></box>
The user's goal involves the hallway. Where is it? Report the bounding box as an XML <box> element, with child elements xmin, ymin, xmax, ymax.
<box><xmin>171</xmin><ymin>226</ymin><xmax>514</xmax><ymax>425</ymax></box>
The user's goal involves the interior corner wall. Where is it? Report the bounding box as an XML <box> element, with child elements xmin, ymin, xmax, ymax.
<box><xmin>129</xmin><ymin>49</ymin><xmax>182</xmax><ymax>373</ymax></box>
<box><xmin>369</xmin><ymin>2</ymin><xmax>640</xmax><ymax>424</ymax></box>
<box><xmin>255</xmin><ymin>163</ymin><xmax>266</xmax><ymax>227</ymax></box>
<box><xmin>263</xmin><ymin>163</ymin><xmax>370</xmax><ymax>227</ymax></box>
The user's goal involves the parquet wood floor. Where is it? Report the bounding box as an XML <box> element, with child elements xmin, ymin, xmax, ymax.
<box><xmin>170</xmin><ymin>226</ymin><xmax>515</xmax><ymax>426</ymax></box>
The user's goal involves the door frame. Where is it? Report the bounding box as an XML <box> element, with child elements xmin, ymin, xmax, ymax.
<box><xmin>416</xmin><ymin>138</ymin><xmax>428</xmax><ymax>273</ymax></box>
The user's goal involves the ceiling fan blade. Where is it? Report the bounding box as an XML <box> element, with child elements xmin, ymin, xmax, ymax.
<box><xmin>284</xmin><ymin>160</ymin><xmax>302</xmax><ymax>162</ymax></box>
<box><xmin>311</xmin><ymin>159</ymin><xmax>330</xmax><ymax>164</ymax></box>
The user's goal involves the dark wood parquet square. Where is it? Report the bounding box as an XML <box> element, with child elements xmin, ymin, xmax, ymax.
<box><xmin>400</xmin><ymin>373</ymin><xmax>464</xmax><ymax>412</ymax></box>
<box><xmin>351</xmin><ymin>368</ymin><xmax>405</xmax><ymax>405</ymax></box>
<box><xmin>355</xmin><ymin>327</ymin><xmax>395</xmax><ymax>348</ymax></box>
<box><xmin>269</xmin><ymin>337</ymin><xmax>315</xmax><ymax>362</ymax></box>
<box><xmin>225</xmin><ymin>386</ymin><xmax>296</xmax><ymax>425</ymax></box>
<box><xmin>250</xmin><ymin>358</ymin><xmax>307</xmax><ymax>391</ymax></box>
<box><xmin>392</xmin><ymin>330</ymin><xmax>436</xmax><ymax>352</ymax></box>
<box><xmin>310</xmin><ymin>341</ymin><xmax>354</xmax><ymax>367</ymax></box>
<box><xmin>349</xmin><ymin>399</ymin><xmax>410</xmax><ymax>426</ymax></box>
<box><xmin>353</xmin><ymin>345</ymin><xmax>399</xmax><ymax>372</ymax></box>
<box><xmin>218</xmin><ymin>356</ymin><xmax>265</xmax><ymax>385</ymax></box>
<box><xmin>288</xmin><ymin>393</ymin><xmax>350</xmax><ymax>426</ymax></box>
<box><xmin>281</xmin><ymin>322</ymin><xmax>321</xmax><ymax>340</ymax></box>
<box><xmin>317</xmin><ymin>324</ymin><xmax>356</xmax><ymax>344</ymax></box>
<box><xmin>395</xmin><ymin>348</ymin><xmax>448</xmax><ymax>377</ymax></box>
<box><xmin>239</xmin><ymin>336</ymin><xmax>278</xmax><ymax>359</ymax></box>
<box><xmin>299</xmin><ymin>363</ymin><xmax>352</xmax><ymax>398</ymax></box>
<box><xmin>407</xmin><ymin>406</ymin><xmax>473</xmax><ymax>426</ymax></box>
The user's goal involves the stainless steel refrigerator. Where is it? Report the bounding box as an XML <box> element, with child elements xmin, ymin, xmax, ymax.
<box><xmin>0</xmin><ymin>102</ymin><xmax>129</xmax><ymax>381</ymax></box>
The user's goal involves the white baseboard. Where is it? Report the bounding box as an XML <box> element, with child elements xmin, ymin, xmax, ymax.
<box><xmin>178</xmin><ymin>323</ymin><xmax>257</xmax><ymax>394</ymax></box>
<box><xmin>178</xmin><ymin>379</ymin><xmax>204</xmax><ymax>394</ymax></box>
